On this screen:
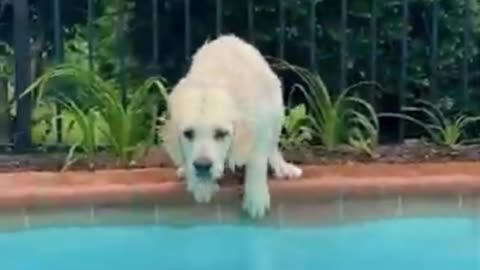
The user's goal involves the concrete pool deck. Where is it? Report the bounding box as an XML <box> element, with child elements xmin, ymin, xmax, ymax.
<box><xmin>1</xmin><ymin>162</ymin><xmax>480</xmax><ymax>210</ymax></box>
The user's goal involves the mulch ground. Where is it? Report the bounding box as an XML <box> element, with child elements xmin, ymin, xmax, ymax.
<box><xmin>284</xmin><ymin>143</ymin><xmax>480</xmax><ymax>165</ymax></box>
<box><xmin>1</xmin><ymin>141</ymin><xmax>480</xmax><ymax>173</ymax></box>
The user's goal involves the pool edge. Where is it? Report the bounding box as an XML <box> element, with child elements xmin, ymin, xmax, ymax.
<box><xmin>1</xmin><ymin>162</ymin><xmax>480</xmax><ymax>209</ymax></box>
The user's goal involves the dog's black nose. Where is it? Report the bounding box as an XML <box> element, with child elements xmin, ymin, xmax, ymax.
<box><xmin>193</xmin><ymin>157</ymin><xmax>212</xmax><ymax>175</ymax></box>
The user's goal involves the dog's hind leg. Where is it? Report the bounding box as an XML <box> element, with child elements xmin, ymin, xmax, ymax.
<box><xmin>176</xmin><ymin>167</ymin><xmax>185</xmax><ymax>179</ymax></box>
<box><xmin>269</xmin><ymin>147</ymin><xmax>302</xmax><ymax>179</ymax></box>
<box><xmin>268</xmin><ymin>113</ymin><xmax>302</xmax><ymax>180</ymax></box>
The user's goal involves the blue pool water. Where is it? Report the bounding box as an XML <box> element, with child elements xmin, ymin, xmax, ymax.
<box><xmin>1</xmin><ymin>217</ymin><xmax>479</xmax><ymax>270</ymax></box>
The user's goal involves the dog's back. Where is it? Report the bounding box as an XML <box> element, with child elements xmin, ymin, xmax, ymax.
<box><xmin>185</xmin><ymin>34</ymin><xmax>283</xmax><ymax>112</ymax></box>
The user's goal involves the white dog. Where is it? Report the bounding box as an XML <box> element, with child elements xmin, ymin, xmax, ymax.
<box><xmin>162</xmin><ymin>34</ymin><xmax>302</xmax><ymax>218</ymax></box>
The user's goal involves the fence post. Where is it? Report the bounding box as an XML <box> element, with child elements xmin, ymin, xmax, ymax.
<box><xmin>116</xmin><ymin>0</ymin><xmax>127</xmax><ymax>109</ymax></box>
<box><xmin>0</xmin><ymin>76</ymin><xmax>8</xmax><ymax>145</ymax></box>
<box><xmin>309</xmin><ymin>0</ymin><xmax>317</xmax><ymax>72</ymax></box>
<box><xmin>247</xmin><ymin>0</ymin><xmax>255</xmax><ymax>44</ymax></box>
<box><xmin>462</xmin><ymin>0</ymin><xmax>472</xmax><ymax>107</ymax></box>
<box><xmin>216</xmin><ymin>0</ymin><xmax>223</xmax><ymax>36</ymax></box>
<box><xmin>398</xmin><ymin>0</ymin><xmax>409</xmax><ymax>142</ymax></box>
<box><xmin>429</xmin><ymin>0</ymin><xmax>439</xmax><ymax>101</ymax></box>
<box><xmin>152</xmin><ymin>0</ymin><xmax>159</xmax><ymax>69</ymax></box>
<box><xmin>369</xmin><ymin>0</ymin><xmax>377</xmax><ymax>106</ymax></box>
<box><xmin>184</xmin><ymin>0</ymin><xmax>191</xmax><ymax>67</ymax></box>
<box><xmin>277</xmin><ymin>0</ymin><xmax>285</xmax><ymax>60</ymax></box>
<box><xmin>54</xmin><ymin>0</ymin><xmax>64</xmax><ymax>144</ymax></box>
<box><xmin>339</xmin><ymin>0</ymin><xmax>347</xmax><ymax>91</ymax></box>
<box><xmin>87</xmin><ymin>0</ymin><xmax>95</xmax><ymax>70</ymax></box>
<box><xmin>13</xmin><ymin>0</ymin><xmax>32</xmax><ymax>152</ymax></box>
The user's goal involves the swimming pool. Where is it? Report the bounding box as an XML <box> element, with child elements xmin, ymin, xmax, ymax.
<box><xmin>1</xmin><ymin>196</ymin><xmax>479</xmax><ymax>270</ymax></box>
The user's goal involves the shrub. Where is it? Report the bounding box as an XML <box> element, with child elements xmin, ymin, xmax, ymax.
<box><xmin>21</xmin><ymin>64</ymin><xmax>168</xmax><ymax>168</ymax></box>
<box><xmin>280</xmin><ymin>103</ymin><xmax>313</xmax><ymax>150</ymax></box>
<box><xmin>275</xmin><ymin>60</ymin><xmax>380</xmax><ymax>152</ymax></box>
<box><xmin>379</xmin><ymin>99</ymin><xmax>480</xmax><ymax>148</ymax></box>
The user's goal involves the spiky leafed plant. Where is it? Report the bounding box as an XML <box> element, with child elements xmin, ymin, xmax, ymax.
<box><xmin>279</xmin><ymin>85</ymin><xmax>314</xmax><ymax>150</ymax></box>
<box><xmin>274</xmin><ymin>59</ymin><xmax>379</xmax><ymax>152</ymax></box>
<box><xmin>21</xmin><ymin>64</ymin><xmax>168</xmax><ymax>168</ymax></box>
<box><xmin>379</xmin><ymin>99</ymin><xmax>480</xmax><ymax>148</ymax></box>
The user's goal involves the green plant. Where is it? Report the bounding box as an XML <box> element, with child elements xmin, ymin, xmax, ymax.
<box><xmin>63</xmin><ymin>0</ymin><xmax>139</xmax><ymax>83</ymax></box>
<box><xmin>22</xmin><ymin>64</ymin><xmax>168</xmax><ymax>168</ymax></box>
<box><xmin>348</xmin><ymin>110</ymin><xmax>380</xmax><ymax>157</ymax></box>
<box><xmin>379</xmin><ymin>99</ymin><xmax>480</xmax><ymax>148</ymax></box>
<box><xmin>275</xmin><ymin>60</ymin><xmax>380</xmax><ymax>152</ymax></box>
<box><xmin>0</xmin><ymin>42</ymin><xmax>13</xmax><ymax>144</ymax></box>
<box><xmin>0</xmin><ymin>41</ymin><xmax>82</xmax><ymax>146</ymax></box>
<box><xmin>0</xmin><ymin>41</ymin><xmax>13</xmax><ymax>77</ymax></box>
<box><xmin>30</xmin><ymin>102</ymin><xmax>109</xmax><ymax>146</ymax></box>
<box><xmin>136</xmin><ymin>0</ymin><xmax>480</xmax><ymax>117</ymax></box>
<box><xmin>280</xmin><ymin>103</ymin><xmax>313</xmax><ymax>150</ymax></box>
<box><xmin>57</xmin><ymin>99</ymin><xmax>102</xmax><ymax>170</ymax></box>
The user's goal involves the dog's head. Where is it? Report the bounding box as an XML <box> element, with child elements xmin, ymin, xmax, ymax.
<box><xmin>162</xmin><ymin>80</ymin><xmax>252</xmax><ymax>183</ymax></box>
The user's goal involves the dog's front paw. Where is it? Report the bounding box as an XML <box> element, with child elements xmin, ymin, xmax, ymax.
<box><xmin>242</xmin><ymin>185</ymin><xmax>270</xmax><ymax>219</ymax></box>
<box><xmin>273</xmin><ymin>162</ymin><xmax>302</xmax><ymax>180</ymax></box>
<box><xmin>190</xmin><ymin>182</ymin><xmax>219</xmax><ymax>203</ymax></box>
<box><xmin>176</xmin><ymin>167</ymin><xmax>185</xmax><ymax>179</ymax></box>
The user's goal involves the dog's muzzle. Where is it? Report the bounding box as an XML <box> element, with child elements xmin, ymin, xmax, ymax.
<box><xmin>193</xmin><ymin>156</ymin><xmax>213</xmax><ymax>179</ymax></box>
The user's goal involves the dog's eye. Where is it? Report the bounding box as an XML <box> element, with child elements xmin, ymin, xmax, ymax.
<box><xmin>183</xmin><ymin>129</ymin><xmax>195</xmax><ymax>140</ymax></box>
<box><xmin>214</xmin><ymin>129</ymin><xmax>229</xmax><ymax>141</ymax></box>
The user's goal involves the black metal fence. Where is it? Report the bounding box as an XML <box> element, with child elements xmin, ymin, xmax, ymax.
<box><xmin>1</xmin><ymin>0</ymin><xmax>478</xmax><ymax>152</ymax></box>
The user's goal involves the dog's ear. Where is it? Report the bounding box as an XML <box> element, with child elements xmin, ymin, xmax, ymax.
<box><xmin>161</xmin><ymin>114</ymin><xmax>184</xmax><ymax>167</ymax></box>
<box><xmin>228</xmin><ymin>120</ymin><xmax>253</xmax><ymax>168</ymax></box>
<box><xmin>160</xmin><ymin>84</ymin><xmax>186</xmax><ymax>167</ymax></box>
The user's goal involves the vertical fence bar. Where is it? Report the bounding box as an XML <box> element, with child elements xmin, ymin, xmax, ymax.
<box><xmin>277</xmin><ymin>0</ymin><xmax>285</xmax><ymax>59</ymax></box>
<box><xmin>0</xmin><ymin>6</ymin><xmax>9</xmax><ymax>146</ymax></box>
<box><xmin>399</xmin><ymin>0</ymin><xmax>409</xmax><ymax>141</ymax></box>
<box><xmin>87</xmin><ymin>0</ymin><xmax>94</xmax><ymax>70</ymax></box>
<box><xmin>150</xmin><ymin>0</ymin><xmax>159</xmax><ymax>143</ymax></box>
<box><xmin>152</xmin><ymin>0</ymin><xmax>159</xmax><ymax>67</ymax></box>
<box><xmin>53</xmin><ymin>0</ymin><xmax>64</xmax><ymax>144</ymax></box>
<box><xmin>247</xmin><ymin>0</ymin><xmax>255</xmax><ymax>43</ymax></box>
<box><xmin>184</xmin><ymin>0</ymin><xmax>191</xmax><ymax>64</ymax></box>
<box><xmin>429</xmin><ymin>0</ymin><xmax>439</xmax><ymax>101</ymax></box>
<box><xmin>13</xmin><ymin>0</ymin><xmax>31</xmax><ymax>151</ymax></box>
<box><xmin>462</xmin><ymin>0</ymin><xmax>471</xmax><ymax>107</ymax></box>
<box><xmin>339</xmin><ymin>0</ymin><xmax>348</xmax><ymax>91</ymax></box>
<box><xmin>309</xmin><ymin>0</ymin><xmax>317</xmax><ymax>72</ymax></box>
<box><xmin>216</xmin><ymin>0</ymin><xmax>222</xmax><ymax>36</ymax></box>
<box><xmin>369</xmin><ymin>0</ymin><xmax>377</xmax><ymax>105</ymax></box>
<box><xmin>277</xmin><ymin>0</ymin><xmax>286</xmax><ymax>103</ymax></box>
<box><xmin>0</xmin><ymin>62</ymin><xmax>8</xmax><ymax>145</ymax></box>
<box><xmin>116</xmin><ymin>0</ymin><xmax>127</xmax><ymax>108</ymax></box>
<box><xmin>53</xmin><ymin>0</ymin><xmax>64</xmax><ymax>66</ymax></box>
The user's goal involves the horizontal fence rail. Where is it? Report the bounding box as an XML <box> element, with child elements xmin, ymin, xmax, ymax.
<box><xmin>0</xmin><ymin>0</ymin><xmax>477</xmax><ymax>152</ymax></box>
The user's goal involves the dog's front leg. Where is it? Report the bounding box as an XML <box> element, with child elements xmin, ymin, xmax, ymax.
<box><xmin>242</xmin><ymin>153</ymin><xmax>270</xmax><ymax>218</ymax></box>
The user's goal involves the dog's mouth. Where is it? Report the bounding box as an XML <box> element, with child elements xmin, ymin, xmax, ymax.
<box><xmin>195</xmin><ymin>171</ymin><xmax>213</xmax><ymax>180</ymax></box>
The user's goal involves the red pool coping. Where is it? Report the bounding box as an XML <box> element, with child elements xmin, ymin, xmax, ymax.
<box><xmin>1</xmin><ymin>162</ymin><xmax>480</xmax><ymax>209</ymax></box>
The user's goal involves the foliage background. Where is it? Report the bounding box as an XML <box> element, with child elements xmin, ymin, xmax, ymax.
<box><xmin>0</xmin><ymin>0</ymin><xmax>479</xmax><ymax>144</ymax></box>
